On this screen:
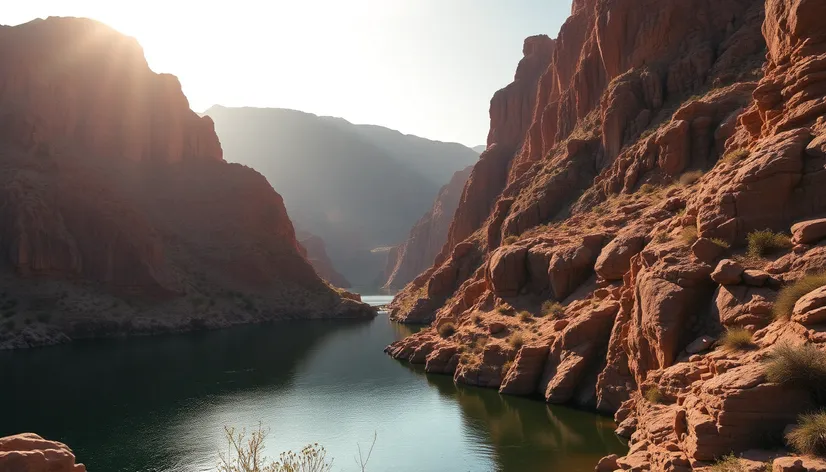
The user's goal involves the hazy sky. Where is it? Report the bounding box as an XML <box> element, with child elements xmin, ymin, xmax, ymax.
<box><xmin>4</xmin><ymin>1</ymin><xmax>572</xmax><ymax>147</ymax></box>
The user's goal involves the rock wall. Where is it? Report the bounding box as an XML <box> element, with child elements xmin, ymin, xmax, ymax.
<box><xmin>0</xmin><ymin>17</ymin><xmax>373</xmax><ymax>350</ymax></box>
<box><xmin>384</xmin><ymin>166</ymin><xmax>472</xmax><ymax>289</ymax></box>
<box><xmin>299</xmin><ymin>232</ymin><xmax>352</xmax><ymax>288</ymax></box>
<box><xmin>386</xmin><ymin>0</ymin><xmax>826</xmax><ymax>469</ymax></box>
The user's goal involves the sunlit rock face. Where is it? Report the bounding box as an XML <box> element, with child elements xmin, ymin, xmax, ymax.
<box><xmin>0</xmin><ymin>17</ymin><xmax>373</xmax><ymax>350</ymax></box>
<box><xmin>385</xmin><ymin>0</ymin><xmax>826</xmax><ymax>468</ymax></box>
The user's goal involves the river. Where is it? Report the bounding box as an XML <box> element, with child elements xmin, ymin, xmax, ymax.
<box><xmin>0</xmin><ymin>295</ymin><xmax>625</xmax><ymax>471</ymax></box>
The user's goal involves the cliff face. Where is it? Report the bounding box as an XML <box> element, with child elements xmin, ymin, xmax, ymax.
<box><xmin>384</xmin><ymin>166</ymin><xmax>473</xmax><ymax>289</ymax></box>
<box><xmin>0</xmin><ymin>17</ymin><xmax>372</xmax><ymax>350</ymax></box>
<box><xmin>298</xmin><ymin>232</ymin><xmax>352</xmax><ymax>288</ymax></box>
<box><xmin>387</xmin><ymin>0</ymin><xmax>826</xmax><ymax>468</ymax></box>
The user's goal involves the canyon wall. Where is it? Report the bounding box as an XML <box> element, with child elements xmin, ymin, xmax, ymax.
<box><xmin>299</xmin><ymin>232</ymin><xmax>352</xmax><ymax>288</ymax></box>
<box><xmin>388</xmin><ymin>0</ymin><xmax>826</xmax><ymax>469</ymax></box>
<box><xmin>384</xmin><ymin>166</ymin><xmax>473</xmax><ymax>289</ymax></box>
<box><xmin>0</xmin><ymin>17</ymin><xmax>372</xmax><ymax>350</ymax></box>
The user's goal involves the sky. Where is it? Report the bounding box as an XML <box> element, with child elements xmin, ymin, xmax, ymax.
<box><xmin>4</xmin><ymin>1</ymin><xmax>572</xmax><ymax>147</ymax></box>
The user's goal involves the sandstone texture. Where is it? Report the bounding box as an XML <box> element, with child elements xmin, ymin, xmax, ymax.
<box><xmin>386</xmin><ymin>0</ymin><xmax>826</xmax><ymax>469</ymax></box>
<box><xmin>0</xmin><ymin>433</ymin><xmax>85</xmax><ymax>471</ymax></box>
<box><xmin>0</xmin><ymin>17</ymin><xmax>373</xmax><ymax>350</ymax></box>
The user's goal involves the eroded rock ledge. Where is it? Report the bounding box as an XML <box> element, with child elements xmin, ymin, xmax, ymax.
<box><xmin>387</xmin><ymin>0</ymin><xmax>826</xmax><ymax>469</ymax></box>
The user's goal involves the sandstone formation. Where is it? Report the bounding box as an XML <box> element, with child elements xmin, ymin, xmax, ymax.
<box><xmin>384</xmin><ymin>166</ymin><xmax>473</xmax><ymax>289</ymax></box>
<box><xmin>386</xmin><ymin>0</ymin><xmax>826</xmax><ymax>469</ymax></box>
<box><xmin>0</xmin><ymin>433</ymin><xmax>85</xmax><ymax>471</ymax></box>
<box><xmin>0</xmin><ymin>17</ymin><xmax>373</xmax><ymax>350</ymax></box>
<box><xmin>298</xmin><ymin>232</ymin><xmax>351</xmax><ymax>288</ymax></box>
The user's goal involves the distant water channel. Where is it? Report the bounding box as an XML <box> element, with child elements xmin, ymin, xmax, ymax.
<box><xmin>0</xmin><ymin>295</ymin><xmax>625</xmax><ymax>471</ymax></box>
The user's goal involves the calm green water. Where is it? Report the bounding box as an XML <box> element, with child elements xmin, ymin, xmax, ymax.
<box><xmin>0</xmin><ymin>295</ymin><xmax>625</xmax><ymax>471</ymax></box>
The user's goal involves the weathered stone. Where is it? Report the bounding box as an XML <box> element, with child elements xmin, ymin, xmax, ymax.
<box><xmin>712</xmin><ymin>259</ymin><xmax>745</xmax><ymax>285</ymax></box>
<box><xmin>791</xmin><ymin>218</ymin><xmax>826</xmax><ymax>245</ymax></box>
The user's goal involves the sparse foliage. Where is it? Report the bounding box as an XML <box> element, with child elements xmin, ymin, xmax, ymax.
<box><xmin>709</xmin><ymin>238</ymin><xmax>731</xmax><ymax>249</ymax></box>
<box><xmin>518</xmin><ymin>311</ymin><xmax>533</xmax><ymax>322</ymax></box>
<box><xmin>722</xmin><ymin>149</ymin><xmax>749</xmax><ymax>164</ymax></box>
<box><xmin>437</xmin><ymin>322</ymin><xmax>456</xmax><ymax>339</ymax></box>
<box><xmin>764</xmin><ymin>343</ymin><xmax>826</xmax><ymax>401</ymax></box>
<box><xmin>678</xmin><ymin>170</ymin><xmax>704</xmax><ymax>186</ymax></box>
<box><xmin>508</xmin><ymin>331</ymin><xmax>525</xmax><ymax>349</ymax></box>
<box><xmin>644</xmin><ymin>386</ymin><xmax>664</xmax><ymax>404</ymax></box>
<box><xmin>503</xmin><ymin>235</ymin><xmax>519</xmax><ymax>245</ymax></box>
<box><xmin>639</xmin><ymin>183</ymin><xmax>658</xmax><ymax>194</ymax></box>
<box><xmin>747</xmin><ymin>229</ymin><xmax>791</xmax><ymax>258</ymax></box>
<box><xmin>773</xmin><ymin>273</ymin><xmax>826</xmax><ymax>319</ymax></box>
<box><xmin>679</xmin><ymin>226</ymin><xmax>699</xmax><ymax>245</ymax></box>
<box><xmin>218</xmin><ymin>424</ymin><xmax>333</xmax><ymax>472</ymax></box>
<box><xmin>786</xmin><ymin>412</ymin><xmax>826</xmax><ymax>456</ymax></box>
<box><xmin>720</xmin><ymin>328</ymin><xmax>754</xmax><ymax>351</ymax></box>
<box><xmin>541</xmin><ymin>301</ymin><xmax>565</xmax><ymax>319</ymax></box>
<box><xmin>709</xmin><ymin>454</ymin><xmax>749</xmax><ymax>472</ymax></box>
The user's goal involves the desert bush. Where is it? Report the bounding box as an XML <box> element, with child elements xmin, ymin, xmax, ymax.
<box><xmin>496</xmin><ymin>305</ymin><xmax>512</xmax><ymax>316</ymax></box>
<box><xmin>503</xmin><ymin>235</ymin><xmax>519</xmax><ymax>245</ymax></box>
<box><xmin>720</xmin><ymin>328</ymin><xmax>754</xmax><ymax>351</ymax></box>
<box><xmin>747</xmin><ymin>229</ymin><xmax>791</xmax><ymax>258</ymax></box>
<box><xmin>541</xmin><ymin>301</ymin><xmax>565</xmax><ymax>319</ymax></box>
<box><xmin>639</xmin><ymin>183</ymin><xmax>657</xmax><ymax>194</ymax></box>
<box><xmin>654</xmin><ymin>232</ymin><xmax>671</xmax><ymax>243</ymax></box>
<box><xmin>709</xmin><ymin>454</ymin><xmax>751</xmax><ymax>472</ymax></box>
<box><xmin>722</xmin><ymin>149</ymin><xmax>749</xmax><ymax>164</ymax></box>
<box><xmin>679</xmin><ymin>226</ymin><xmax>699</xmax><ymax>245</ymax></box>
<box><xmin>508</xmin><ymin>331</ymin><xmax>525</xmax><ymax>349</ymax></box>
<box><xmin>764</xmin><ymin>343</ymin><xmax>826</xmax><ymax>400</ymax></box>
<box><xmin>518</xmin><ymin>311</ymin><xmax>533</xmax><ymax>322</ymax></box>
<box><xmin>678</xmin><ymin>170</ymin><xmax>704</xmax><ymax>186</ymax></box>
<box><xmin>773</xmin><ymin>273</ymin><xmax>826</xmax><ymax>319</ymax></box>
<box><xmin>644</xmin><ymin>386</ymin><xmax>664</xmax><ymax>404</ymax></box>
<box><xmin>786</xmin><ymin>412</ymin><xmax>826</xmax><ymax>456</ymax></box>
<box><xmin>709</xmin><ymin>238</ymin><xmax>731</xmax><ymax>249</ymax></box>
<box><xmin>437</xmin><ymin>322</ymin><xmax>456</xmax><ymax>339</ymax></box>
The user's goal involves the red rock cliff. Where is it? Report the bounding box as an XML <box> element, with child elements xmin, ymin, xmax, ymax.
<box><xmin>384</xmin><ymin>166</ymin><xmax>473</xmax><ymax>289</ymax></box>
<box><xmin>386</xmin><ymin>0</ymin><xmax>826</xmax><ymax>468</ymax></box>
<box><xmin>0</xmin><ymin>17</ymin><xmax>372</xmax><ymax>350</ymax></box>
<box><xmin>298</xmin><ymin>232</ymin><xmax>352</xmax><ymax>288</ymax></box>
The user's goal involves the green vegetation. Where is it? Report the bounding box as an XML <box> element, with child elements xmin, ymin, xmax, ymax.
<box><xmin>541</xmin><ymin>301</ymin><xmax>565</xmax><ymax>319</ymax></box>
<box><xmin>679</xmin><ymin>226</ymin><xmax>699</xmax><ymax>245</ymax></box>
<box><xmin>773</xmin><ymin>273</ymin><xmax>826</xmax><ymax>319</ymax></box>
<box><xmin>218</xmin><ymin>424</ymin><xmax>374</xmax><ymax>472</ymax></box>
<box><xmin>437</xmin><ymin>322</ymin><xmax>456</xmax><ymax>339</ymax></box>
<box><xmin>786</xmin><ymin>412</ymin><xmax>826</xmax><ymax>456</ymax></box>
<box><xmin>764</xmin><ymin>343</ymin><xmax>826</xmax><ymax>400</ymax></box>
<box><xmin>722</xmin><ymin>149</ymin><xmax>749</xmax><ymax>164</ymax></box>
<box><xmin>747</xmin><ymin>229</ymin><xmax>792</xmax><ymax>258</ymax></box>
<box><xmin>503</xmin><ymin>235</ymin><xmax>519</xmax><ymax>245</ymax></box>
<box><xmin>720</xmin><ymin>328</ymin><xmax>755</xmax><ymax>351</ymax></box>
<box><xmin>644</xmin><ymin>386</ymin><xmax>664</xmax><ymax>404</ymax></box>
<box><xmin>508</xmin><ymin>331</ymin><xmax>525</xmax><ymax>349</ymax></box>
<box><xmin>709</xmin><ymin>238</ymin><xmax>731</xmax><ymax>249</ymax></box>
<box><xmin>678</xmin><ymin>170</ymin><xmax>704</xmax><ymax>186</ymax></box>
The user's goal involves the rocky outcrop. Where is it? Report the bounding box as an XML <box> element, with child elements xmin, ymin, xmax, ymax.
<box><xmin>0</xmin><ymin>433</ymin><xmax>85</xmax><ymax>471</ymax></box>
<box><xmin>0</xmin><ymin>18</ymin><xmax>373</xmax><ymax>350</ymax></box>
<box><xmin>384</xmin><ymin>166</ymin><xmax>472</xmax><ymax>289</ymax></box>
<box><xmin>385</xmin><ymin>0</ymin><xmax>826</xmax><ymax>469</ymax></box>
<box><xmin>298</xmin><ymin>232</ymin><xmax>351</xmax><ymax>288</ymax></box>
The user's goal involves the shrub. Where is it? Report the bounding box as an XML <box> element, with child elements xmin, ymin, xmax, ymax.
<box><xmin>654</xmin><ymin>232</ymin><xmax>671</xmax><ymax>243</ymax></box>
<box><xmin>501</xmin><ymin>360</ymin><xmax>514</xmax><ymax>375</ymax></box>
<box><xmin>503</xmin><ymin>235</ymin><xmax>519</xmax><ymax>245</ymax></box>
<box><xmin>764</xmin><ymin>343</ymin><xmax>826</xmax><ymax>400</ymax></box>
<box><xmin>786</xmin><ymin>412</ymin><xmax>826</xmax><ymax>456</ymax></box>
<box><xmin>508</xmin><ymin>332</ymin><xmax>525</xmax><ymax>349</ymax></box>
<box><xmin>722</xmin><ymin>149</ymin><xmax>749</xmax><ymax>164</ymax></box>
<box><xmin>644</xmin><ymin>386</ymin><xmax>664</xmax><ymax>404</ymax></box>
<box><xmin>437</xmin><ymin>322</ymin><xmax>456</xmax><ymax>338</ymax></box>
<box><xmin>709</xmin><ymin>238</ymin><xmax>731</xmax><ymax>249</ymax></box>
<box><xmin>773</xmin><ymin>273</ymin><xmax>826</xmax><ymax>319</ymax></box>
<box><xmin>541</xmin><ymin>301</ymin><xmax>565</xmax><ymax>319</ymax></box>
<box><xmin>678</xmin><ymin>170</ymin><xmax>704</xmax><ymax>186</ymax></box>
<box><xmin>518</xmin><ymin>311</ymin><xmax>533</xmax><ymax>322</ymax></box>
<box><xmin>679</xmin><ymin>226</ymin><xmax>699</xmax><ymax>245</ymax></box>
<box><xmin>720</xmin><ymin>328</ymin><xmax>754</xmax><ymax>351</ymax></box>
<box><xmin>709</xmin><ymin>454</ymin><xmax>749</xmax><ymax>472</ymax></box>
<box><xmin>747</xmin><ymin>229</ymin><xmax>791</xmax><ymax>258</ymax></box>
<box><xmin>639</xmin><ymin>183</ymin><xmax>657</xmax><ymax>194</ymax></box>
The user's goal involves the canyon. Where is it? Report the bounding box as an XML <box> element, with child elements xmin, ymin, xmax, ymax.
<box><xmin>0</xmin><ymin>17</ymin><xmax>373</xmax><ymax>351</ymax></box>
<box><xmin>387</xmin><ymin>0</ymin><xmax>826</xmax><ymax>469</ymax></box>
<box><xmin>205</xmin><ymin>105</ymin><xmax>479</xmax><ymax>288</ymax></box>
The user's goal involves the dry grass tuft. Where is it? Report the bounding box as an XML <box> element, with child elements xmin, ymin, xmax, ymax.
<box><xmin>747</xmin><ymin>229</ymin><xmax>791</xmax><ymax>258</ymax></box>
<box><xmin>644</xmin><ymin>386</ymin><xmax>664</xmax><ymax>404</ymax></box>
<box><xmin>722</xmin><ymin>148</ymin><xmax>749</xmax><ymax>164</ymax></box>
<box><xmin>679</xmin><ymin>226</ymin><xmax>699</xmax><ymax>245</ymax></box>
<box><xmin>720</xmin><ymin>328</ymin><xmax>755</xmax><ymax>351</ymax></box>
<box><xmin>507</xmin><ymin>331</ymin><xmax>525</xmax><ymax>349</ymax></box>
<box><xmin>438</xmin><ymin>322</ymin><xmax>456</xmax><ymax>339</ymax></box>
<box><xmin>773</xmin><ymin>273</ymin><xmax>826</xmax><ymax>320</ymax></box>
<box><xmin>518</xmin><ymin>311</ymin><xmax>533</xmax><ymax>322</ymax></box>
<box><xmin>764</xmin><ymin>343</ymin><xmax>826</xmax><ymax>400</ymax></box>
<box><xmin>503</xmin><ymin>235</ymin><xmax>519</xmax><ymax>245</ymax></box>
<box><xmin>541</xmin><ymin>301</ymin><xmax>565</xmax><ymax>319</ymax></box>
<box><xmin>709</xmin><ymin>238</ymin><xmax>731</xmax><ymax>249</ymax></box>
<box><xmin>678</xmin><ymin>170</ymin><xmax>704</xmax><ymax>186</ymax></box>
<box><xmin>786</xmin><ymin>412</ymin><xmax>826</xmax><ymax>456</ymax></box>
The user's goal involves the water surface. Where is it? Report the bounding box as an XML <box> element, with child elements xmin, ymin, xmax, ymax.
<box><xmin>0</xmin><ymin>297</ymin><xmax>625</xmax><ymax>471</ymax></box>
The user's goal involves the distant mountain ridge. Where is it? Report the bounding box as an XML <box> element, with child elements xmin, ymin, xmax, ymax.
<box><xmin>205</xmin><ymin>106</ymin><xmax>478</xmax><ymax>287</ymax></box>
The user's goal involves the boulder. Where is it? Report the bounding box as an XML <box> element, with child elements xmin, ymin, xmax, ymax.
<box><xmin>712</xmin><ymin>259</ymin><xmax>745</xmax><ymax>285</ymax></box>
<box><xmin>691</xmin><ymin>238</ymin><xmax>727</xmax><ymax>264</ymax></box>
<box><xmin>0</xmin><ymin>433</ymin><xmax>86</xmax><ymax>472</ymax></box>
<box><xmin>772</xmin><ymin>456</ymin><xmax>826</xmax><ymax>472</ymax></box>
<box><xmin>595</xmin><ymin>226</ymin><xmax>648</xmax><ymax>281</ymax></box>
<box><xmin>488</xmin><ymin>246</ymin><xmax>528</xmax><ymax>297</ymax></box>
<box><xmin>499</xmin><ymin>345</ymin><xmax>550</xmax><ymax>395</ymax></box>
<box><xmin>791</xmin><ymin>218</ymin><xmax>826</xmax><ymax>245</ymax></box>
<box><xmin>792</xmin><ymin>285</ymin><xmax>826</xmax><ymax>326</ymax></box>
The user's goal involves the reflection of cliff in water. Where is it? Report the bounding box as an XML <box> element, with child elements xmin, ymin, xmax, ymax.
<box><xmin>403</xmin><ymin>364</ymin><xmax>626</xmax><ymax>472</ymax></box>
<box><xmin>0</xmin><ymin>319</ymin><xmax>372</xmax><ymax>467</ymax></box>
